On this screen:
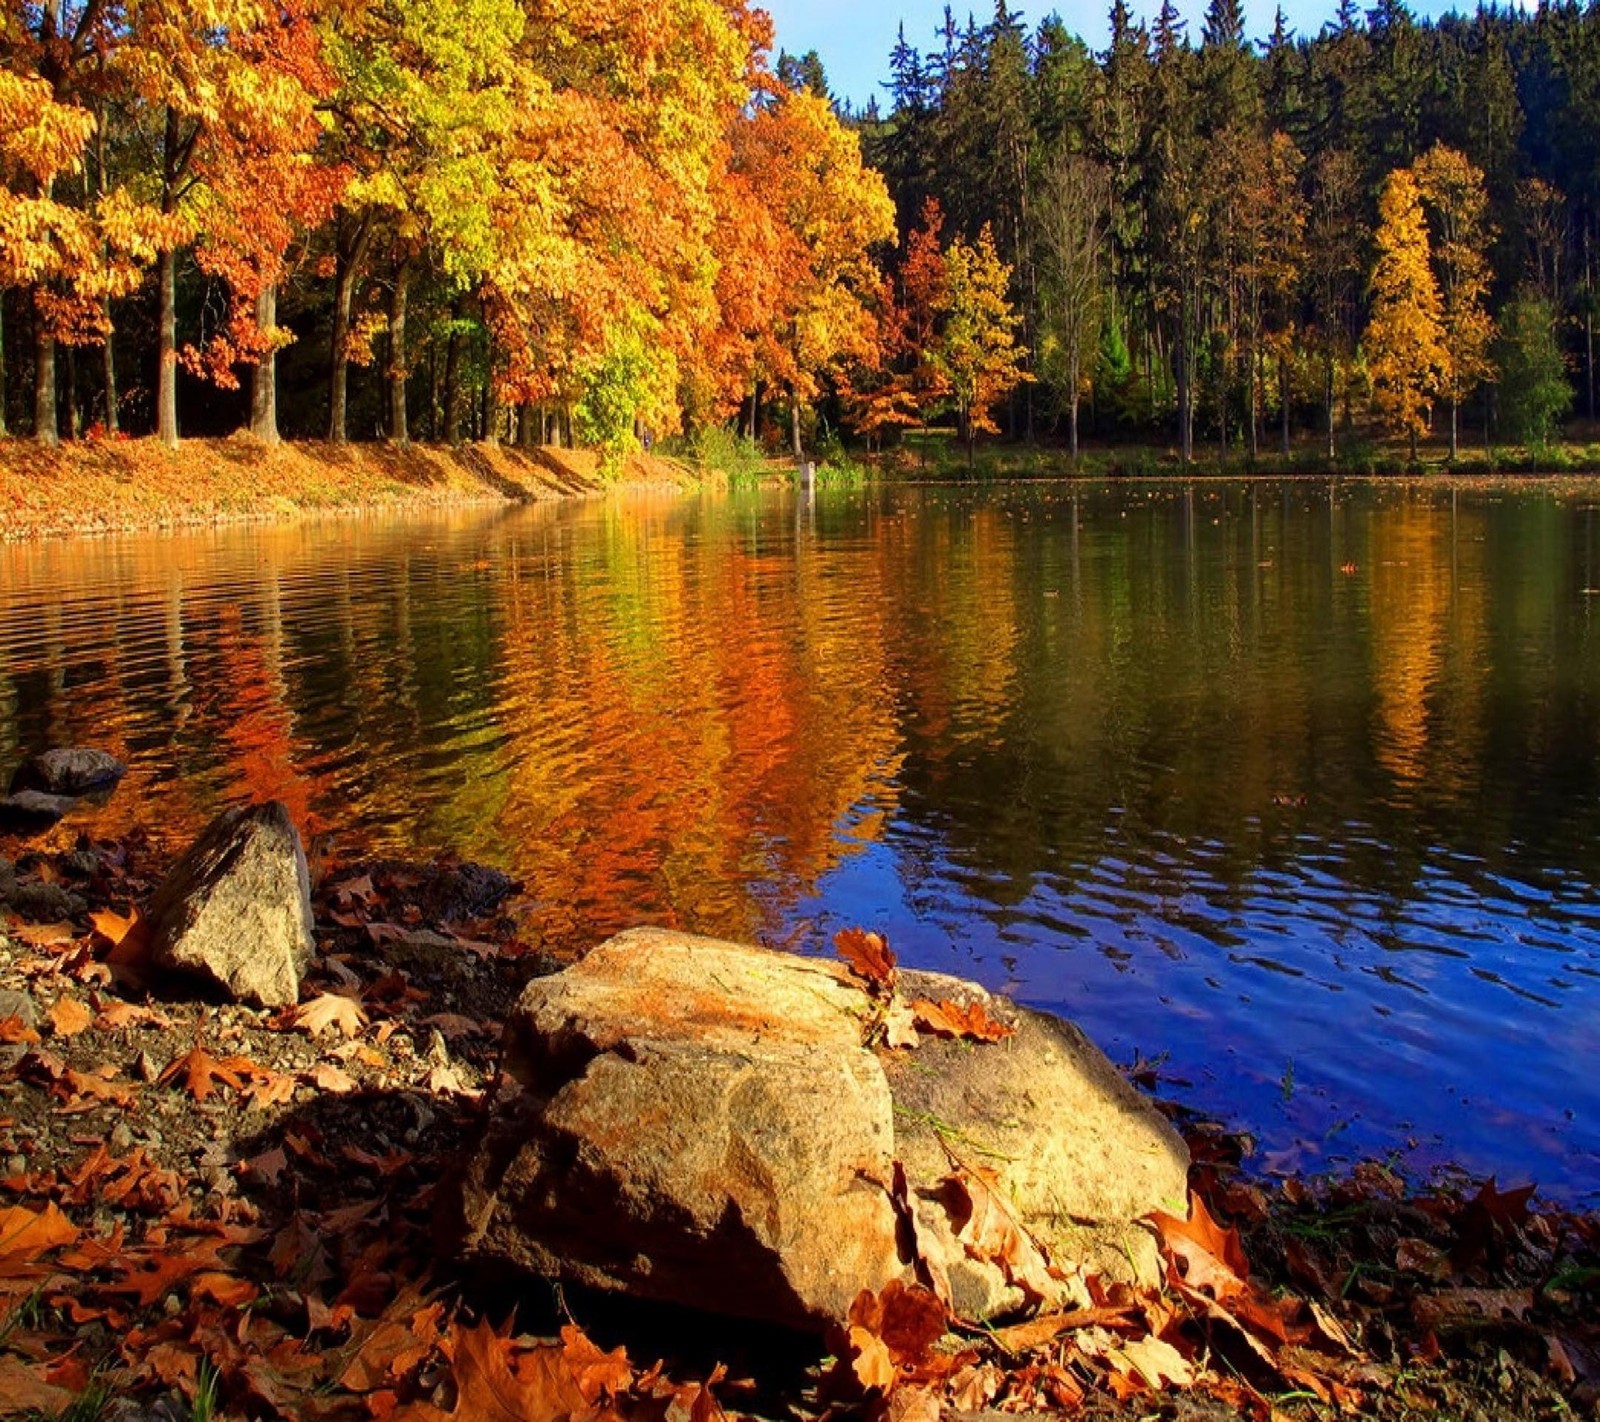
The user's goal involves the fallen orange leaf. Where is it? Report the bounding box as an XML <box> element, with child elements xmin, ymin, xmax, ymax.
<box><xmin>47</xmin><ymin>995</ymin><xmax>93</xmax><ymax>1038</ymax></box>
<box><xmin>835</xmin><ymin>927</ymin><xmax>897</xmax><ymax>995</ymax></box>
<box><xmin>158</xmin><ymin>1046</ymin><xmax>245</xmax><ymax>1103</ymax></box>
<box><xmin>909</xmin><ymin>997</ymin><xmax>1015</xmax><ymax>1044</ymax></box>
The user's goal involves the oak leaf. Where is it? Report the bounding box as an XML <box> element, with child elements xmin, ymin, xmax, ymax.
<box><xmin>835</xmin><ymin>928</ymin><xmax>897</xmax><ymax>995</ymax></box>
<box><xmin>909</xmin><ymin>997</ymin><xmax>1014</xmax><ymax>1043</ymax></box>
<box><xmin>937</xmin><ymin>1158</ymin><xmax>1056</xmax><ymax>1306</ymax></box>
<box><xmin>393</xmin><ymin>1321</ymin><xmax>590</xmax><ymax>1421</ymax></box>
<box><xmin>1111</xmin><ymin>1335</ymin><xmax>1196</xmax><ymax>1390</ymax></box>
<box><xmin>308</xmin><ymin>1062</ymin><xmax>358</xmax><ymax>1094</ymax></box>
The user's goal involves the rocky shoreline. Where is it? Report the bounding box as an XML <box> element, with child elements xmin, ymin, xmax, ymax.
<box><xmin>1</xmin><ymin>756</ymin><xmax>1596</xmax><ymax>1420</ymax></box>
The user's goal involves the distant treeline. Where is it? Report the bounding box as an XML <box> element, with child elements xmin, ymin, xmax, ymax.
<box><xmin>835</xmin><ymin>0</ymin><xmax>1598</xmax><ymax>458</ymax></box>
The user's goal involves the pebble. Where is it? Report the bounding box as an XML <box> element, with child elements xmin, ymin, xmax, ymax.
<box><xmin>111</xmin><ymin>1122</ymin><xmax>134</xmax><ymax>1152</ymax></box>
<box><xmin>6</xmin><ymin>1154</ymin><xmax>26</xmax><ymax>1175</ymax></box>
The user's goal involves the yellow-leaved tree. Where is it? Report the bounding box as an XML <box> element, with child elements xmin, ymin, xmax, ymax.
<box><xmin>1414</xmin><ymin>143</ymin><xmax>1496</xmax><ymax>460</ymax></box>
<box><xmin>935</xmin><ymin>224</ymin><xmax>1028</xmax><ymax>466</ymax></box>
<box><xmin>1366</xmin><ymin>166</ymin><xmax>1447</xmax><ymax>461</ymax></box>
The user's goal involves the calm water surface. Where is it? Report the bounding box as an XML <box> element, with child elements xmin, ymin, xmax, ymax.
<box><xmin>3</xmin><ymin>481</ymin><xmax>1599</xmax><ymax>1200</ymax></box>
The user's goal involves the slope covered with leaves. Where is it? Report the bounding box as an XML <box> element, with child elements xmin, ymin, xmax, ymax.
<box><xmin>0</xmin><ymin>439</ymin><xmax>696</xmax><ymax>541</ymax></box>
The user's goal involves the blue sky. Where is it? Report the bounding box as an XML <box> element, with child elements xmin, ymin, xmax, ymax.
<box><xmin>762</xmin><ymin>0</ymin><xmax>1475</xmax><ymax>110</ymax></box>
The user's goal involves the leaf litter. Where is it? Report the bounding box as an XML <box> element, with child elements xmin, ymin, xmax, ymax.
<box><xmin>0</xmin><ymin>834</ymin><xmax>1593</xmax><ymax>1421</ymax></box>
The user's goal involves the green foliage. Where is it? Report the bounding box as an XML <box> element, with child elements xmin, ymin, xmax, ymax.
<box><xmin>691</xmin><ymin>426</ymin><xmax>769</xmax><ymax>485</ymax></box>
<box><xmin>1496</xmin><ymin>290</ymin><xmax>1572</xmax><ymax>449</ymax></box>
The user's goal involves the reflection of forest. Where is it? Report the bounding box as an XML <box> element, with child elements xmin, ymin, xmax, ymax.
<box><xmin>1</xmin><ymin>486</ymin><xmax>1598</xmax><ymax>951</ymax></box>
<box><xmin>877</xmin><ymin>485</ymin><xmax>1600</xmax><ymax>910</ymax></box>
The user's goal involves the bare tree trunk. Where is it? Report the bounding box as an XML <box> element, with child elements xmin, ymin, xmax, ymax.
<box><xmin>101</xmin><ymin>302</ymin><xmax>117</xmax><ymax>433</ymax></box>
<box><xmin>517</xmin><ymin>404</ymin><xmax>536</xmax><ymax>448</ymax></box>
<box><xmin>1448</xmin><ymin>396</ymin><xmax>1459</xmax><ymax>461</ymax></box>
<box><xmin>329</xmin><ymin>214</ymin><xmax>373</xmax><ymax>444</ymax></box>
<box><xmin>34</xmin><ymin>319</ymin><xmax>57</xmax><ymax>447</ymax></box>
<box><xmin>96</xmin><ymin>101</ymin><xmax>116</xmax><ymax>435</ymax></box>
<box><xmin>387</xmin><ymin>258</ymin><xmax>412</xmax><ymax>444</ymax></box>
<box><xmin>156</xmin><ymin>109</ymin><xmax>182</xmax><ymax>449</ymax></box>
<box><xmin>790</xmin><ymin>392</ymin><xmax>802</xmax><ymax>460</ymax></box>
<box><xmin>0</xmin><ymin>294</ymin><xmax>8</xmax><ymax>438</ymax></box>
<box><xmin>65</xmin><ymin>342</ymin><xmax>79</xmax><ymax>438</ymax></box>
<box><xmin>1325</xmin><ymin>358</ymin><xmax>1336</xmax><ymax>460</ymax></box>
<box><xmin>484</xmin><ymin>352</ymin><xmax>502</xmax><ymax>445</ymax></box>
<box><xmin>442</xmin><ymin>307</ymin><xmax>463</xmax><ymax>446</ymax></box>
<box><xmin>1280</xmin><ymin>354</ymin><xmax>1290</xmax><ymax>457</ymax></box>
<box><xmin>156</xmin><ymin>244</ymin><xmax>178</xmax><ymax>447</ymax></box>
<box><xmin>250</xmin><ymin>284</ymin><xmax>279</xmax><ymax>444</ymax></box>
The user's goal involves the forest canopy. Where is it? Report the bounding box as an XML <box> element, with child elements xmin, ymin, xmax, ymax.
<box><xmin>2</xmin><ymin>0</ymin><xmax>1597</xmax><ymax>462</ymax></box>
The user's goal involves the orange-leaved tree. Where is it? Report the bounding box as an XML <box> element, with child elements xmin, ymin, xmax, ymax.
<box><xmin>720</xmin><ymin>85</ymin><xmax>895</xmax><ymax>460</ymax></box>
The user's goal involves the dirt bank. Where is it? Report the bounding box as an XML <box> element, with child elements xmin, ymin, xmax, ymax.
<box><xmin>0</xmin><ymin>437</ymin><xmax>701</xmax><ymax>542</ymax></box>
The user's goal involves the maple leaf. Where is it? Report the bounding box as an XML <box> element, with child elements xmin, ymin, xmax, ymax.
<box><xmin>158</xmin><ymin>1045</ymin><xmax>246</xmax><ymax>1103</ymax></box>
<box><xmin>284</xmin><ymin>992</ymin><xmax>369</xmax><ymax>1039</ymax></box>
<box><xmin>909</xmin><ymin>997</ymin><xmax>1015</xmax><ymax>1044</ymax></box>
<box><xmin>835</xmin><ymin>927</ymin><xmax>897</xmax><ymax>995</ymax></box>
<box><xmin>47</xmin><ymin>994</ymin><xmax>93</xmax><ymax>1037</ymax></box>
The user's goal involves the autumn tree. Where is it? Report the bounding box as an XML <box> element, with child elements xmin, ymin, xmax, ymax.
<box><xmin>934</xmin><ymin>224</ymin><xmax>1028</xmax><ymax>464</ymax></box>
<box><xmin>1366</xmin><ymin>165</ymin><xmax>1446</xmax><ymax>460</ymax></box>
<box><xmin>1414</xmin><ymin>143</ymin><xmax>1496</xmax><ymax>458</ymax></box>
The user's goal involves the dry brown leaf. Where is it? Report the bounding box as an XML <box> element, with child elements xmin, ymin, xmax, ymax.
<box><xmin>392</xmin><ymin>1320</ymin><xmax>591</xmax><ymax>1422</ymax></box>
<box><xmin>0</xmin><ymin>1014</ymin><xmax>41</xmax><ymax>1045</ymax></box>
<box><xmin>158</xmin><ymin>1045</ymin><xmax>245</xmax><ymax>1103</ymax></box>
<box><xmin>1147</xmin><ymin>1193</ymin><xmax>1252</xmax><ymax>1300</ymax></box>
<box><xmin>286</xmin><ymin>992</ymin><xmax>369</xmax><ymax>1039</ymax></box>
<box><xmin>559</xmin><ymin>1324</ymin><xmax>635</xmax><ymax>1405</ymax></box>
<box><xmin>909</xmin><ymin>997</ymin><xmax>1015</xmax><ymax>1043</ymax></box>
<box><xmin>835</xmin><ymin>927</ymin><xmax>897</xmax><ymax>995</ymax></box>
<box><xmin>47</xmin><ymin>995</ymin><xmax>93</xmax><ymax>1038</ymax></box>
<box><xmin>0</xmin><ymin>1354</ymin><xmax>75</xmax><ymax>1415</ymax></box>
<box><xmin>0</xmin><ymin>1201</ymin><xmax>78</xmax><ymax>1273</ymax></box>
<box><xmin>308</xmin><ymin>1062</ymin><xmax>358</xmax><ymax>1094</ymax></box>
<box><xmin>936</xmin><ymin>1157</ymin><xmax>1056</xmax><ymax>1306</ymax></box>
<box><xmin>8</xmin><ymin>920</ymin><xmax>76</xmax><ymax>948</ymax></box>
<box><xmin>847</xmin><ymin>1324</ymin><xmax>897</xmax><ymax>1393</ymax></box>
<box><xmin>1113</xmin><ymin>1334</ymin><xmax>1197</xmax><ymax>1389</ymax></box>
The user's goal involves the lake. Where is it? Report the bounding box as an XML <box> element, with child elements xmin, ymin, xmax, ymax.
<box><xmin>3</xmin><ymin>480</ymin><xmax>1598</xmax><ymax>1201</ymax></box>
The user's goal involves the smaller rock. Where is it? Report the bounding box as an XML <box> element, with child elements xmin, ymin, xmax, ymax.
<box><xmin>9</xmin><ymin>747</ymin><xmax>127</xmax><ymax>797</ymax></box>
<box><xmin>2</xmin><ymin>881</ymin><xmax>88</xmax><ymax>922</ymax></box>
<box><xmin>110</xmin><ymin>1122</ymin><xmax>134</xmax><ymax>1153</ymax></box>
<box><xmin>146</xmin><ymin>801</ymin><xmax>315</xmax><ymax>1008</ymax></box>
<box><xmin>0</xmin><ymin>988</ymin><xmax>36</xmax><ymax>1028</ymax></box>
<box><xmin>5</xmin><ymin>1155</ymin><xmax>26</xmax><ymax>1177</ymax></box>
<box><xmin>0</xmin><ymin>790</ymin><xmax>77</xmax><ymax>834</ymax></box>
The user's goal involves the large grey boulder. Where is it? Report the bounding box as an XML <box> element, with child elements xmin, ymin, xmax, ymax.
<box><xmin>457</xmin><ymin>928</ymin><xmax>1189</xmax><ymax>1333</ymax></box>
<box><xmin>146</xmin><ymin>802</ymin><xmax>314</xmax><ymax>1007</ymax></box>
<box><xmin>9</xmin><ymin>748</ymin><xmax>126</xmax><ymax>797</ymax></box>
